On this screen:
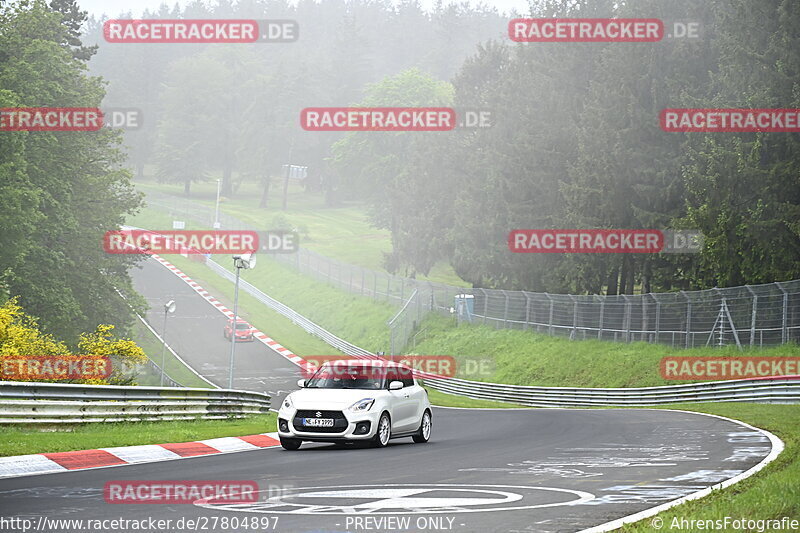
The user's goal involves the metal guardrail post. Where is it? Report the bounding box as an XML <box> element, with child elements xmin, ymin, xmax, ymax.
<box><xmin>545</xmin><ymin>293</ymin><xmax>553</xmax><ymax>336</ymax></box>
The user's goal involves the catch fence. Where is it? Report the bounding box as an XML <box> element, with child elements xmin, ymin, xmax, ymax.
<box><xmin>145</xmin><ymin>191</ymin><xmax>800</xmax><ymax>352</ymax></box>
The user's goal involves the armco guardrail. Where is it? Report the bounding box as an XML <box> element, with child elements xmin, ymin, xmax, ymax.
<box><xmin>0</xmin><ymin>381</ymin><xmax>270</xmax><ymax>423</ymax></box>
<box><xmin>422</xmin><ymin>375</ymin><xmax>800</xmax><ymax>407</ymax></box>
<box><xmin>197</xmin><ymin>254</ymin><xmax>800</xmax><ymax>407</ymax></box>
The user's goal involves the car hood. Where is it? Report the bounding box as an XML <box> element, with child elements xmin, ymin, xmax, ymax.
<box><xmin>288</xmin><ymin>388</ymin><xmax>381</xmax><ymax>409</ymax></box>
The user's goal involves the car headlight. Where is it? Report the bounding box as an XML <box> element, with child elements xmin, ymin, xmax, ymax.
<box><xmin>348</xmin><ymin>398</ymin><xmax>375</xmax><ymax>413</ymax></box>
<box><xmin>282</xmin><ymin>395</ymin><xmax>293</xmax><ymax>410</ymax></box>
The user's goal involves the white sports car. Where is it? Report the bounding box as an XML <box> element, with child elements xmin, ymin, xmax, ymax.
<box><xmin>277</xmin><ymin>359</ymin><xmax>432</xmax><ymax>450</ymax></box>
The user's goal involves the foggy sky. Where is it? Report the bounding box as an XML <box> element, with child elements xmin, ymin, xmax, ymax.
<box><xmin>81</xmin><ymin>0</ymin><xmax>530</xmax><ymax>19</ymax></box>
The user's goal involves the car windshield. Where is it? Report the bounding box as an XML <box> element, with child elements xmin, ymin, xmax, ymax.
<box><xmin>235</xmin><ymin>323</ymin><xmax>250</xmax><ymax>330</ymax></box>
<box><xmin>305</xmin><ymin>365</ymin><xmax>386</xmax><ymax>390</ymax></box>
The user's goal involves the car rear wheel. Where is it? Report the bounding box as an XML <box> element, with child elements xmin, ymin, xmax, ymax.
<box><xmin>372</xmin><ymin>413</ymin><xmax>391</xmax><ymax>448</ymax></box>
<box><xmin>412</xmin><ymin>410</ymin><xmax>432</xmax><ymax>443</ymax></box>
<box><xmin>280</xmin><ymin>437</ymin><xmax>302</xmax><ymax>450</ymax></box>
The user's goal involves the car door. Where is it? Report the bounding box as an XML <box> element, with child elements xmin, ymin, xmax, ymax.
<box><xmin>386</xmin><ymin>368</ymin><xmax>417</xmax><ymax>432</ymax></box>
<box><xmin>404</xmin><ymin>376</ymin><xmax>427</xmax><ymax>429</ymax></box>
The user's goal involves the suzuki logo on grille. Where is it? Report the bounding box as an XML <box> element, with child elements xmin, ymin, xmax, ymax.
<box><xmin>316</xmin><ymin>411</ymin><xmax>322</xmax><ymax>417</ymax></box>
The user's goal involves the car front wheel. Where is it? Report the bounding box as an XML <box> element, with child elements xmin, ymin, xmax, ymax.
<box><xmin>372</xmin><ymin>413</ymin><xmax>391</xmax><ymax>447</ymax></box>
<box><xmin>412</xmin><ymin>410</ymin><xmax>432</xmax><ymax>443</ymax></box>
<box><xmin>280</xmin><ymin>437</ymin><xmax>302</xmax><ymax>450</ymax></box>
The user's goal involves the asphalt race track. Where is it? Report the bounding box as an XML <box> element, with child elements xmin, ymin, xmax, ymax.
<box><xmin>0</xmin><ymin>258</ymin><xmax>776</xmax><ymax>533</ymax></box>
<box><xmin>131</xmin><ymin>257</ymin><xmax>302</xmax><ymax>405</ymax></box>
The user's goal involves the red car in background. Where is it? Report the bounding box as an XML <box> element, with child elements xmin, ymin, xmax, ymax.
<box><xmin>224</xmin><ymin>319</ymin><xmax>256</xmax><ymax>342</ymax></box>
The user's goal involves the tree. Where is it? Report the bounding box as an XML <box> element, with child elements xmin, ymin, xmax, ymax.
<box><xmin>331</xmin><ymin>68</ymin><xmax>454</xmax><ymax>276</ymax></box>
<box><xmin>0</xmin><ymin>299</ymin><xmax>147</xmax><ymax>384</ymax></box>
<box><xmin>0</xmin><ymin>0</ymin><xmax>144</xmax><ymax>341</ymax></box>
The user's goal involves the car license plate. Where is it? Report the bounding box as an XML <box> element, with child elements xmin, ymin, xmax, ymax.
<box><xmin>303</xmin><ymin>418</ymin><xmax>334</xmax><ymax>427</ymax></box>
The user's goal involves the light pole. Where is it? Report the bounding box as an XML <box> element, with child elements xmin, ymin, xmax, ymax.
<box><xmin>213</xmin><ymin>179</ymin><xmax>221</xmax><ymax>229</ymax></box>
<box><xmin>160</xmin><ymin>300</ymin><xmax>176</xmax><ymax>386</ymax></box>
<box><xmin>228</xmin><ymin>253</ymin><xmax>256</xmax><ymax>389</ymax></box>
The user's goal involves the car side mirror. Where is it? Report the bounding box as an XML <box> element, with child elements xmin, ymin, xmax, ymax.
<box><xmin>389</xmin><ymin>380</ymin><xmax>403</xmax><ymax>391</ymax></box>
<box><xmin>297</xmin><ymin>378</ymin><xmax>306</xmax><ymax>388</ymax></box>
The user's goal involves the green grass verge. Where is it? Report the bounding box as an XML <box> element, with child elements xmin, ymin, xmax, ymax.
<box><xmin>622</xmin><ymin>403</ymin><xmax>799</xmax><ymax>531</ymax></box>
<box><xmin>412</xmin><ymin>315</ymin><xmax>800</xmax><ymax>388</ymax></box>
<box><xmin>133</xmin><ymin>179</ymin><xmax>468</xmax><ymax>286</ymax></box>
<box><xmin>0</xmin><ymin>414</ymin><xmax>276</xmax><ymax>457</ymax></box>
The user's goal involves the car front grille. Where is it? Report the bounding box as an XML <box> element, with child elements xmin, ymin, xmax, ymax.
<box><xmin>293</xmin><ymin>410</ymin><xmax>348</xmax><ymax>433</ymax></box>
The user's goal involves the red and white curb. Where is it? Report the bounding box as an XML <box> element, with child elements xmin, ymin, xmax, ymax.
<box><xmin>151</xmin><ymin>254</ymin><xmax>316</xmax><ymax>375</ymax></box>
<box><xmin>0</xmin><ymin>432</ymin><xmax>281</xmax><ymax>479</ymax></box>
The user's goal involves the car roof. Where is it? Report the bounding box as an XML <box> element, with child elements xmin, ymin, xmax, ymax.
<box><xmin>321</xmin><ymin>359</ymin><xmax>407</xmax><ymax>368</ymax></box>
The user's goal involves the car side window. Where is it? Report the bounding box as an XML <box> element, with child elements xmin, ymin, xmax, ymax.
<box><xmin>385</xmin><ymin>368</ymin><xmax>399</xmax><ymax>389</ymax></box>
<box><xmin>401</xmin><ymin>375</ymin><xmax>415</xmax><ymax>388</ymax></box>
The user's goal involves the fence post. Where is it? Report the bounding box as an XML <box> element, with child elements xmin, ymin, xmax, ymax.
<box><xmin>777</xmin><ymin>282</ymin><xmax>789</xmax><ymax>344</ymax></box>
<box><xmin>569</xmin><ymin>295</ymin><xmax>578</xmax><ymax>340</ymax></box>
<box><xmin>681</xmin><ymin>291</ymin><xmax>692</xmax><ymax>348</ymax></box>
<box><xmin>621</xmin><ymin>294</ymin><xmax>631</xmax><ymax>342</ymax></box>
<box><xmin>598</xmin><ymin>296</ymin><xmax>604</xmax><ymax>340</ymax></box>
<box><xmin>524</xmin><ymin>292</ymin><xmax>531</xmax><ymax>331</ymax></box>
<box><xmin>545</xmin><ymin>293</ymin><xmax>553</xmax><ymax>336</ymax></box>
<box><xmin>652</xmin><ymin>294</ymin><xmax>661</xmax><ymax>344</ymax></box>
<box><xmin>400</xmin><ymin>278</ymin><xmax>404</xmax><ymax>303</ymax></box>
<box><xmin>502</xmin><ymin>290</ymin><xmax>509</xmax><ymax>328</ymax></box>
<box><xmin>479</xmin><ymin>288</ymin><xmax>488</xmax><ymax>325</ymax></box>
<box><xmin>373</xmin><ymin>272</ymin><xmax>378</xmax><ymax>300</ymax></box>
<box><xmin>745</xmin><ymin>285</ymin><xmax>757</xmax><ymax>347</ymax></box>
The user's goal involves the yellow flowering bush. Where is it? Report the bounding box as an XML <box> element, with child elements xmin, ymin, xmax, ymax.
<box><xmin>0</xmin><ymin>299</ymin><xmax>147</xmax><ymax>384</ymax></box>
